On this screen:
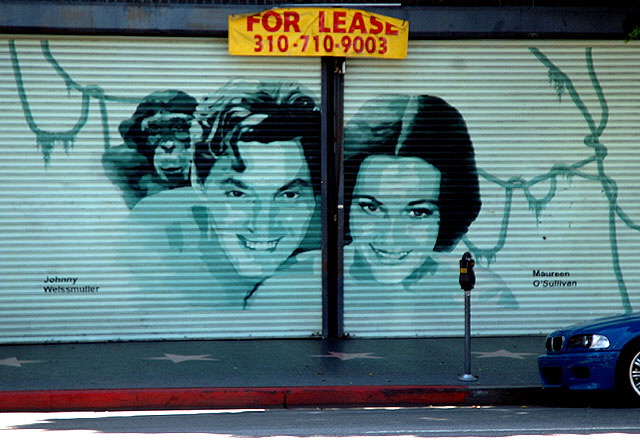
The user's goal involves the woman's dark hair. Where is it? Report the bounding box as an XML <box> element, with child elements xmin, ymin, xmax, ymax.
<box><xmin>344</xmin><ymin>94</ymin><xmax>481</xmax><ymax>252</ymax></box>
<box><xmin>194</xmin><ymin>80</ymin><xmax>321</xmax><ymax>198</ymax></box>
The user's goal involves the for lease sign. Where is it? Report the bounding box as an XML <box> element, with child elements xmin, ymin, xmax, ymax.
<box><xmin>228</xmin><ymin>8</ymin><xmax>408</xmax><ymax>59</ymax></box>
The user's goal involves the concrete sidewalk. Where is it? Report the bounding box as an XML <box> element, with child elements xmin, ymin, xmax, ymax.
<box><xmin>0</xmin><ymin>336</ymin><xmax>547</xmax><ymax>411</ymax></box>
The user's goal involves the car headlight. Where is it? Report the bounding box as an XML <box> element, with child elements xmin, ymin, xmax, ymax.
<box><xmin>567</xmin><ymin>334</ymin><xmax>610</xmax><ymax>350</ymax></box>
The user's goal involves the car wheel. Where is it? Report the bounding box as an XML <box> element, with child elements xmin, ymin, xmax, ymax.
<box><xmin>616</xmin><ymin>343</ymin><xmax>640</xmax><ymax>405</ymax></box>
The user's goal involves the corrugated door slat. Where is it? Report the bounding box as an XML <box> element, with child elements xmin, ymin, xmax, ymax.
<box><xmin>343</xmin><ymin>40</ymin><xmax>640</xmax><ymax>337</ymax></box>
<box><xmin>0</xmin><ymin>36</ymin><xmax>322</xmax><ymax>343</ymax></box>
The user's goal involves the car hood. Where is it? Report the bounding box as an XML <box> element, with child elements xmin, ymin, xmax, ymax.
<box><xmin>554</xmin><ymin>313</ymin><xmax>640</xmax><ymax>348</ymax></box>
<box><xmin>568</xmin><ymin>313</ymin><xmax>640</xmax><ymax>330</ymax></box>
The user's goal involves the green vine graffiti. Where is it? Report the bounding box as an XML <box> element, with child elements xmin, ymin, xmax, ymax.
<box><xmin>464</xmin><ymin>47</ymin><xmax>637</xmax><ymax>313</ymax></box>
<box><xmin>9</xmin><ymin>40</ymin><xmax>139</xmax><ymax>165</ymax></box>
<box><xmin>9</xmin><ymin>40</ymin><xmax>639</xmax><ymax>312</ymax></box>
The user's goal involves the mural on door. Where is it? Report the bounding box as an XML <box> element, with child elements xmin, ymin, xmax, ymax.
<box><xmin>2</xmin><ymin>38</ymin><xmax>639</xmax><ymax>339</ymax></box>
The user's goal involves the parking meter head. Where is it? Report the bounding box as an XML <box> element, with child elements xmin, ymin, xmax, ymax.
<box><xmin>459</xmin><ymin>251</ymin><xmax>475</xmax><ymax>291</ymax></box>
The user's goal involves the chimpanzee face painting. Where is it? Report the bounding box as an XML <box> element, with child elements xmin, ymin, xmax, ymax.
<box><xmin>141</xmin><ymin>112</ymin><xmax>197</xmax><ymax>184</ymax></box>
<box><xmin>101</xmin><ymin>90</ymin><xmax>201</xmax><ymax>209</ymax></box>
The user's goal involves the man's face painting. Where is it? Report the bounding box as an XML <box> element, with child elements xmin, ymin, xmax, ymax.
<box><xmin>204</xmin><ymin>139</ymin><xmax>316</xmax><ymax>278</ymax></box>
<box><xmin>143</xmin><ymin>113</ymin><xmax>196</xmax><ymax>183</ymax></box>
<box><xmin>350</xmin><ymin>155</ymin><xmax>441</xmax><ymax>285</ymax></box>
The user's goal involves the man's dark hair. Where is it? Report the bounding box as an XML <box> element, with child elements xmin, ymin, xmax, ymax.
<box><xmin>194</xmin><ymin>80</ymin><xmax>321</xmax><ymax>198</ymax></box>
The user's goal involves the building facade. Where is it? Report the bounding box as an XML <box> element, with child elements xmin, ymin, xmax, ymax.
<box><xmin>1</xmin><ymin>1</ymin><xmax>640</xmax><ymax>343</ymax></box>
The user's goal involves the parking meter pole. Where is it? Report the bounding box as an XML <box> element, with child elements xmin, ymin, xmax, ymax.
<box><xmin>458</xmin><ymin>252</ymin><xmax>478</xmax><ymax>382</ymax></box>
<box><xmin>459</xmin><ymin>289</ymin><xmax>477</xmax><ymax>382</ymax></box>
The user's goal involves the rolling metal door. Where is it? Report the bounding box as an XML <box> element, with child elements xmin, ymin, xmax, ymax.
<box><xmin>342</xmin><ymin>40</ymin><xmax>640</xmax><ymax>337</ymax></box>
<box><xmin>0</xmin><ymin>36</ymin><xmax>323</xmax><ymax>343</ymax></box>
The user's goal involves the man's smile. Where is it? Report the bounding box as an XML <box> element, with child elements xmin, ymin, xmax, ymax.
<box><xmin>238</xmin><ymin>234</ymin><xmax>282</xmax><ymax>252</ymax></box>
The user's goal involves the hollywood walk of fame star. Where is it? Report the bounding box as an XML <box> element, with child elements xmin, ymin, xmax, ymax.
<box><xmin>310</xmin><ymin>352</ymin><xmax>384</xmax><ymax>361</ymax></box>
<box><xmin>472</xmin><ymin>349</ymin><xmax>536</xmax><ymax>360</ymax></box>
<box><xmin>0</xmin><ymin>357</ymin><xmax>44</xmax><ymax>368</ymax></box>
<box><xmin>146</xmin><ymin>353</ymin><xmax>220</xmax><ymax>364</ymax></box>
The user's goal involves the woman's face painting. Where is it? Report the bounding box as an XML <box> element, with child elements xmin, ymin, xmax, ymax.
<box><xmin>350</xmin><ymin>155</ymin><xmax>441</xmax><ymax>285</ymax></box>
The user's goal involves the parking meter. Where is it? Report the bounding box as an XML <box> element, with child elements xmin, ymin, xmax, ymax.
<box><xmin>459</xmin><ymin>251</ymin><xmax>475</xmax><ymax>291</ymax></box>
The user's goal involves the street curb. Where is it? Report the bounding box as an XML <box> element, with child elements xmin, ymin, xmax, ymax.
<box><xmin>285</xmin><ymin>385</ymin><xmax>471</xmax><ymax>408</ymax></box>
<box><xmin>0</xmin><ymin>385</ymin><xmax>476</xmax><ymax>412</ymax></box>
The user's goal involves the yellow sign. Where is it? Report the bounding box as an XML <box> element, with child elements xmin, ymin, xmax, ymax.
<box><xmin>229</xmin><ymin>8</ymin><xmax>408</xmax><ymax>59</ymax></box>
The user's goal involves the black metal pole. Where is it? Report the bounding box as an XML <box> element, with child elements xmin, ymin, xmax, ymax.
<box><xmin>459</xmin><ymin>289</ymin><xmax>477</xmax><ymax>382</ymax></box>
<box><xmin>321</xmin><ymin>56</ymin><xmax>344</xmax><ymax>339</ymax></box>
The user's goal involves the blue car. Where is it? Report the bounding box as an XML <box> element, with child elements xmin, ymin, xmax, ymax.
<box><xmin>538</xmin><ymin>312</ymin><xmax>640</xmax><ymax>403</ymax></box>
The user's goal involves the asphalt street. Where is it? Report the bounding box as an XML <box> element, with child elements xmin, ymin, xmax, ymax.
<box><xmin>2</xmin><ymin>406</ymin><xmax>640</xmax><ymax>441</ymax></box>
